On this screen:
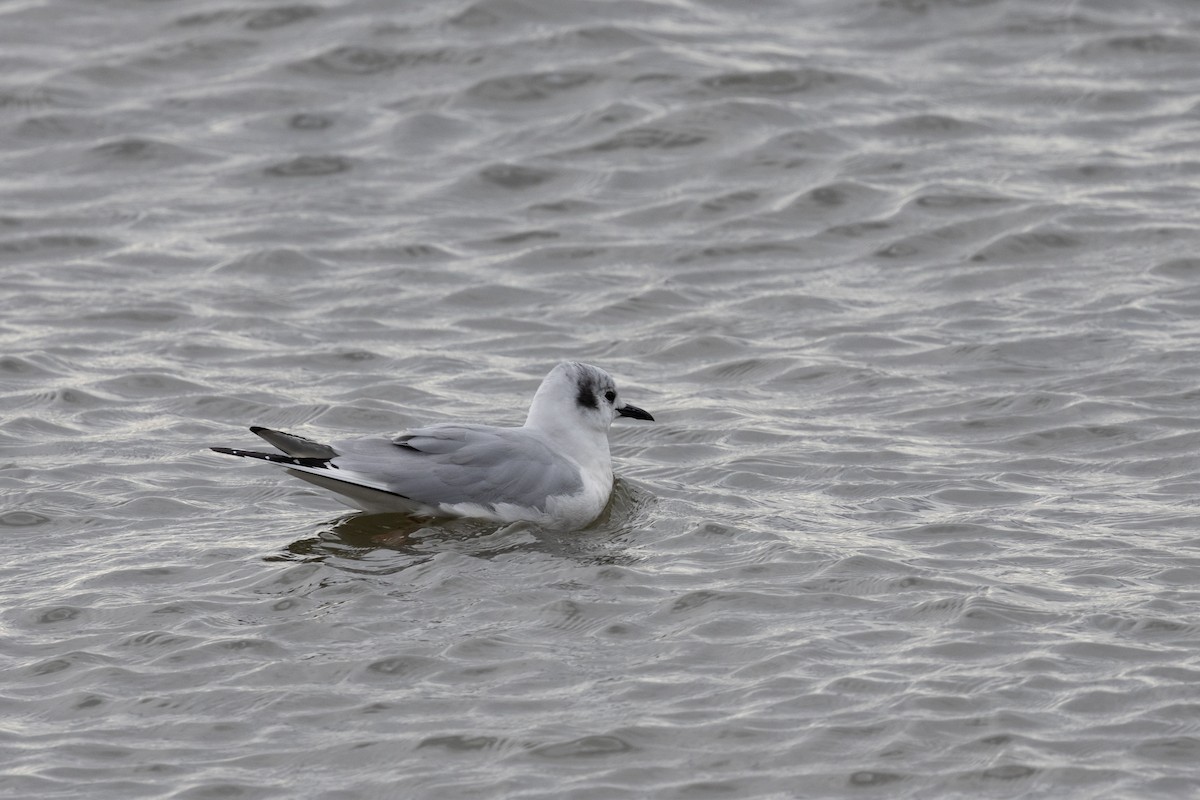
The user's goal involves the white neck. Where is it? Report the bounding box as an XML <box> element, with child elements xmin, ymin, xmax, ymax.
<box><xmin>525</xmin><ymin>404</ymin><xmax>612</xmax><ymax>474</ymax></box>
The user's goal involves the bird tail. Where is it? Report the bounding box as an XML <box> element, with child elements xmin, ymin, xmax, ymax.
<box><xmin>211</xmin><ymin>427</ymin><xmax>429</xmax><ymax>515</ymax></box>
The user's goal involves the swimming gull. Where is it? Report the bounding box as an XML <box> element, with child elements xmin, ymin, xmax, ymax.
<box><xmin>211</xmin><ymin>362</ymin><xmax>654</xmax><ymax>527</ymax></box>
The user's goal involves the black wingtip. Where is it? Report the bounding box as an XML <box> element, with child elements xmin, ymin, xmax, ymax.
<box><xmin>210</xmin><ymin>447</ymin><xmax>332</xmax><ymax>468</ymax></box>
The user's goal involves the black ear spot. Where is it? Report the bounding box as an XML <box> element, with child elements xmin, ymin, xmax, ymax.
<box><xmin>576</xmin><ymin>383</ymin><xmax>598</xmax><ymax>410</ymax></box>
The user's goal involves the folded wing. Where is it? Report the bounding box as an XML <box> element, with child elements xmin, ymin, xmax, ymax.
<box><xmin>332</xmin><ymin>424</ymin><xmax>584</xmax><ymax>510</ymax></box>
<box><xmin>214</xmin><ymin>424</ymin><xmax>586</xmax><ymax>517</ymax></box>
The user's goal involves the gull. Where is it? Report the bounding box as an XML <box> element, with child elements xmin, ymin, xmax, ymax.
<box><xmin>211</xmin><ymin>362</ymin><xmax>654</xmax><ymax>527</ymax></box>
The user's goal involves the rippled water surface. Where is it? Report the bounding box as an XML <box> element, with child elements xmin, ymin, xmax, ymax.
<box><xmin>5</xmin><ymin>0</ymin><xmax>1200</xmax><ymax>797</ymax></box>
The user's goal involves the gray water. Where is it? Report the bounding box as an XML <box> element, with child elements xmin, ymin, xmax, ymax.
<box><xmin>4</xmin><ymin>0</ymin><xmax>1200</xmax><ymax>797</ymax></box>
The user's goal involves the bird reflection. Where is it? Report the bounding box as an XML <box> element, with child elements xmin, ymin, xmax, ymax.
<box><xmin>269</xmin><ymin>478</ymin><xmax>652</xmax><ymax>574</ymax></box>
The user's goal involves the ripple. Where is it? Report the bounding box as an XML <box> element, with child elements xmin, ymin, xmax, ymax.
<box><xmin>479</xmin><ymin>163</ymin><xmax>556</xmax><ymax>188</ymax></box>
<box><xmin>874</xmin><ymin>113</ymin><xmax>985</xmax><ymax>137</ymax></box>
<box><xmin>913</xmin><ymin>191</ymin><xmax>1015</xmax><ymax>211</ymax></box>
<box><xmin>90</xmin><ymin>138</ymin><xmax>196</xmax><ymax>162</ymax></box>
<box><xmin>35</xmin><ymin>607</ymin><xmax>84</xmax><ymax>624</ymax></box>
<box><xmin>417</xmin><ymin>734</ymin><xmax>506</xmax><ymax>751</ymax></box>
<box><xmin>591</xmin><ymin>127</ymin><xmax>708</xmax><ymax>151</ymax></box>
<box><xmin>176</xmin><ymin>6</ymin><xmax>321</xmax><ymax>29</ymax></box>
<box><xmin>362</xmin><ymin>655</ymin><xmax>441</xmax><ymax>679</ymax></box>
<box><xmin>288</xmin><ymin>112</ymin><xmax>334</xmax><ymax>131</ymax></box>
<box><xmin>126</xmin><ymin>38</ymin><xmax>259</xmax><ymax>71</ymax></box>
<box><xmin>93</xmin><ymin>373</ymin><xmax>208</xmax><ymax>399</ymax></box>
<box><xmin>970</xmin><ymin>228</ymin><xmax>1081</xmax><ymax>262</ymax></box>
<box><xmin>848</xmin><ymin>770</ymin><xmax>905</xmax><ymax>787</ymax></box>
<box><xmin>699</xmin><ymin>67</ymin><xmax>878</xmax><ymax>96</ymax></box>
<box><xmin>466</xmin><ymin>71</ymin><xmax>598</xmax><ymax>102</ymax></box>
<box><xmin>15</xmin><ymin>113</ymin><xmax>103</xmax><ymax>140</ymax></box>
<box><xmin>531</xmin><ymin>734</ymin><xmax>633</xmax><ymax>758</ymax></box>
<box><xmin>980</xmin><ymin>764</ymin><xmax>1037</xmax><ymax>781</ymax></box>
<box><xmin>296</xmin><ymin>45</ymin><xmax>476</xmax><ymax>76</ymax></box>
<box><xmin>262</xmin><ymin>155</ymin><xmax>353</xmax><ymax>177</ymax></box>
<box><xmin>30</xmin><ymin>657</ymin><xmax>75</xmax><ymax>675</ymax></box>
<box><xmin>211</xmin><ymin>247</ymin><xmax>334</xmax><ymax>275</ymax></box>
<box><xmin>0</xmin><ymin>85</ymin><xmax>86</xmax><ymax>110</ymax></box>
<box><xmin>0</xmin><ymin>235</ymin><xmax>112</xmax><ymax>254</ymax></box>
<box><xmin>1150</xmin><ymin>258</ymin><xmax>1200</xmax><ymax>280</ymax></box>
<box><xmin>1076</xmin><ymin>34</ymin><xmax>1200</xmax><ymax>58</ymax></box>
<box><xmin>297</xmin><ymin>46</ymin><xmax>406</xmax><ymax>75</ymax></box>
<box><xmin>245</xmin><ymin>5</ymin><xmax>322</xmax><ymax>30</ymax></box>
<box><xmin>0</xmin><ymin>510</ymin><xmax>51</xmax><ymax>527</ymax></box>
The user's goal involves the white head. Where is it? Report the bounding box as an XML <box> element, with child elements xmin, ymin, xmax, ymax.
<box><xmin>525</xmin><ymin>362</ymin><xmax>654</xmax><ymax>436</ymax></box>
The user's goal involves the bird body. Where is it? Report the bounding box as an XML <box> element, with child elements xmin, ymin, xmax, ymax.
<box><xmin>212</xmin><ymin>362</ymin><xmax>653</xmax><ymax>527</ymax></box>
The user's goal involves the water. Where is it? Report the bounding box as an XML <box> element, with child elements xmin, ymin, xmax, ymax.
<box><xmin>4</xmin><ymin>0</ymin><xmax>1200</xmax><ymax>797</ymax></box>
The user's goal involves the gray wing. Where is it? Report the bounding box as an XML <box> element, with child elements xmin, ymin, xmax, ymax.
<box><xmin>328</xmin><ymin>424</ymin><xmax>584</xmax><ymax>510</ymax></box>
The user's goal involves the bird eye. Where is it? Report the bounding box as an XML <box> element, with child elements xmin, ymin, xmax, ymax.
<box><xmin>604</xmin><ymin>390</ymin><xmax>616</xmax><ymax>403</ymax></box>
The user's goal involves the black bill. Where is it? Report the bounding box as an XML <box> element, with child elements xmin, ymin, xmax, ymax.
<box><xmin>617</xmin><ymin>403</ymin><xmax>654</xmax><ymax>421</ymax></box>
